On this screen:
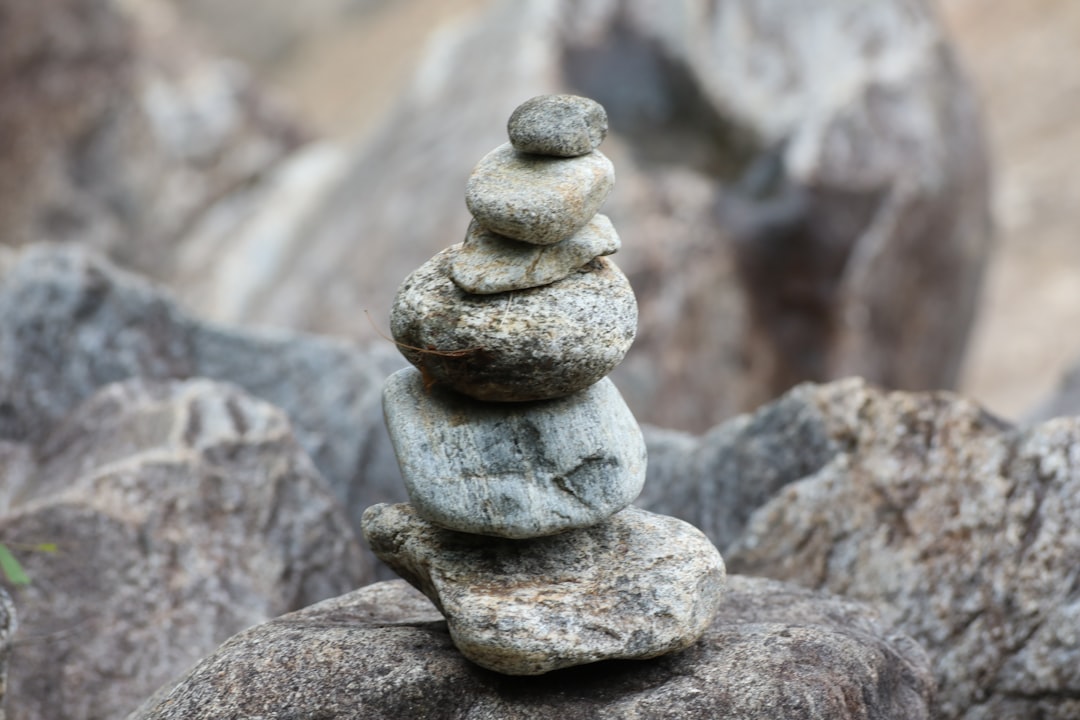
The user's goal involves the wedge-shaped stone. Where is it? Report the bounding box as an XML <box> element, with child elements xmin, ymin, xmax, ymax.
<box><xmin>383</xmin><ymin>368</ymin><xmax>645</xmax><ymax>538</ymax></box>
<box><xmin>361</xmin><ymin>504</ymin><xmax>726</xmax><ymax>675</ymax></box>
<box><xmin>465</xmin><ymin>142</ymin><xmax>614</xmax><ymax>245</ymax></box>
<box><xmin>450</xmin><ymin>215</ymin><xmax>620</xmax><ymax>294</ymax></box>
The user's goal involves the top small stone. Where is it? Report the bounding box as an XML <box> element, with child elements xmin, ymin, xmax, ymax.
<box><xmin>507</xmin><ymin>95</ymin><xmax>608</xmax><ymax>157</ymax></box>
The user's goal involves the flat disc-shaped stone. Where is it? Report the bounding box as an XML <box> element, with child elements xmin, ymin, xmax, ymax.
<box><xmin>390</xmin><ymin>248</ymin><xmax>636</xmax><ymax>402</ymax></box>
<box><xmin>450</xmin><ymin>215</ymin><xmax>620</xmax><ymax>294</ymax></box>
<box><xmin>383</xmin><ymin>368</ymin><xmax>646</xmax><ymax>538</ymax></box>
<box><xmin>465</xmin><ymin>142</ymin><xmax>614</xmax><ymax>245</ymax></box>
<box><xmin>361</xmin><ymin>503</ymin><xmax>727</xmax><ymax>675</ymax></box>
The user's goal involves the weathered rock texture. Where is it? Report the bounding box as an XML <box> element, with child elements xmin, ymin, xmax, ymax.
<box><xmin>131</xmin><ymin>576</ymin><xmax>934</xmax><ymax>719</ymax></box>
<box><xmin>0</xmin><ymin>0</ymin><xmax>301</xmax><ymax>276</ymax></box>
<box><xmin>0</xmin><ymin>378</ymin><xmax>368</xmax><ymax>720</ymax></box>
<box><xmin>174</xmin><ymin>0</ymin><xmax>991</xmax><ymax>433</ymax></box>
<box><xmin>362</xmin><ymin>504</ymin><xmax>723</xmax><ymax>675</ymax></box>
<box><xmin>644</xmin><ymin>378</ymin><xmax>1080</xmax><ymax>719</ymax></box>
<box><xmin>390</xmin><ymin>249</ymin><xmax>636</xmax><ymax>402</ymax></box>
<box><xmin>0</xmin><ymin>243</ymin><xmax>405</xmax><ymax>543</ymax></box>
<box><xmin>383</xmin><ymin>369</ymin><xmax>646</xmax><ymax>538</ymax></box>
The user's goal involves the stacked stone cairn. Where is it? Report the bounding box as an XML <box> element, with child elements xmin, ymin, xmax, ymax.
<box><xmin>362</xmin><ymin>95</ymin><xmax>726</xmax><ymax>675</ymax></box>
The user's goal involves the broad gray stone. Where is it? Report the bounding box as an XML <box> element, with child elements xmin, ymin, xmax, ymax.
<box><xmin>0</xmin><ymin>243</ymin><xmax>407</xmax><ymax>577</ymax></box>
<box><xmin>450</xmin><ymin>214</ymin><xmax>620</xmax><ymax>294</ymax></box>
<box><xmin>362</xmin><ymin>504</ymin><xmax>726</xmax><ymax>675</ymax></box>
<box><xmin>507</xmin><ymin>94</ymin><xmax>608</xmax><ymax>157</ymax></box>
<box><xmin>2</xmin><ymin>378</ymin><xmax>367</xmax><ymax>720</ymax></box>
<box><xmin>132</xmin><ymin>577</ymin><xmax>934</xmax><ymax>720</ymax></box>
<box><xmin>390</xmin><ymin>248</ymin><xmax>636</xmax><ymax>402</ymax></box>
<box><xmin>465</xmin><ymin>142</ymin><xmax>614</xmax><ymax>245</ymax></box>
<box><xmin>384</xmin><ymin>368</ymin><xmax>646</xmax><ymax>538</ymax></box>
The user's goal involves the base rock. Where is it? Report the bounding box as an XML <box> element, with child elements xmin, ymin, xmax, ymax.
<box><xmin>362</xmin><ymin>504</ymin><xmax>724</xmax><ymax>675</ymax></box>
<box><xmin>131</xmin><ymin>576</ymin><xmax>933</xmax><ymax>720</ymax></box>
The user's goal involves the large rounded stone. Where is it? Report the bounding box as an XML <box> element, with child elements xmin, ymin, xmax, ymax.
<box><xmin>383</xmin><ymin>368</ymin><xmax>646</xmax><ymax>538</ymax></box>
<box><xmin>450</xmin><ymin>214</ymin><xmax>620</xmax><ymax>294</ymax></box>
<box><xmin>361</xmin><ymin>504</ymin><xmax>726</xmax><ymax>676</ymax></box>
<box><xmin>130</xmin><ymin>577</ymin><xmax>935</xmax><ymax>720</ymax></box>
<box><xmin>507</xmin><ymin>94</ymin><xmax>608</xmax><ymax>157</ymax></box>
<box><xmin>390</xmin><ymin>248</ymin><xmax>636</xmax><ymax>402</ymax></box>
<box><xmin>465</xmin><ymin>142</ymin><xmax>614</xmax><ymax>245</ymax></box>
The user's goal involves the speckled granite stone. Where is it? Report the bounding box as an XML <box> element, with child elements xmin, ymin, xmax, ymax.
<box><xmin>390</xmin><ymin>248</ymin><xmax>636</xmax><ymax>402</ymax></box>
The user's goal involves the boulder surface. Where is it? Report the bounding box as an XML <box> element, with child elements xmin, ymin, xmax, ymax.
<box><xmin>1</xmin><ymin>378</ymin><xmax>368</xmax><ymax>720</ymax></box>
<box><xmin>131</xmin><ymin>577</ymin><xmax>934</xmax><ymax>720</ymax></box>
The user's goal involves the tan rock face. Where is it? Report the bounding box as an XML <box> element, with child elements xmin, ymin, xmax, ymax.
<box><xmin>694</xmin><ymin>379</ymin><xmax>1080</xmax><ymax>719</ymax></box>
<box><xmin>362</xmin><ymin>504</ymin><xmax>726</xmax><ymax>675</ymax></box>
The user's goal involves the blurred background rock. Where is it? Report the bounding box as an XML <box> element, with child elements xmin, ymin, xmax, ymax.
<box><xmin>2</xmin><ymin>0</ymin><xmax>1077</xmax><ymax>428</ymax></box>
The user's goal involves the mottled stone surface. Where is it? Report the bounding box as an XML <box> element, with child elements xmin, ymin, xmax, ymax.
<box><xmin>697</xmin><ymin>378</ymin><xmax>1080</xmax><ymax>719</ymax></box>
<box><xmin>362</xmin><ymin>504</ymin><xmax>725</xmax><ymax>675</ymax></box>
<box><xmin>0</xmin><ymin>243</ymin><xmax>406</xmax><ymax>576</ymax></box>
<box><xmin>465</xmin><ymin>142</ymin><xmax>614</xmax><ymax>245</ymax></box>
<box><xmin>132</xmin><ymin>577</ymin><xmax>934</xmax><ymax>720</ymax></box>
<box><xmin>390</xmin><ymin>248</ymin><xmax>636</xmax><ymax>402</ymax></box>
<box><xmin>384</xmin><ymin>368</ymin><xmax>645</xmax><ymax>538</ymax></box>
<box><xmin>507</xmin><ymin>94</ymin><xmax>608</xmax><ymax>157</ymax></box>
<box><xmin>450</xmin><ymin>214</ymin><xmax>620</xmax><ymax>294</ymax></box>
<box><xmin>1</xmin><ymin>378</ymin><xmax>368</xmax><ymax>720</ymax></box>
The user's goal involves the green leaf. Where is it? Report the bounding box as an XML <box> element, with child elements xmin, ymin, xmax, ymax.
<box><xmin>0</xmin><ymin>544</ymin><xmax>29</xmax><ymax>585</ymax></box>
<box><xmin>34</xmin><ymin>543</ymin><xmax>58</xmax><ymax>553</ymax></box>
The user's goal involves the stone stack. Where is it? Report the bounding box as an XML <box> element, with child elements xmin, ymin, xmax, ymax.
<box><xmin>362</xmin><ymin>95</ymin><xmax>725</xmax><ymax>676</ymax></box>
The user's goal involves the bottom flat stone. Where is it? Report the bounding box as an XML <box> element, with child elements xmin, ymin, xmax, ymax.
<box><xmin>361</xmin><ymin>504</ymin><xmax>726</xmax><ymax>675</ymax></box>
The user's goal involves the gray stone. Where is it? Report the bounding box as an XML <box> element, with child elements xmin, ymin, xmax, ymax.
<box><xmin>362</xmin><ymin>504</ymin><xmax>725</xmax><ymax>675</ymax></box>
<box><xmin>132</xmin><ymin>577</ymin><xmax>934</xmax><ymax>719</ymax></box>
<box><xmin>465</xmin><ymin>142</ymin><xmax>614</xmax><ymax>245</ymax></box>
<box><xmin>2</xmin><ymin>378</ymin><xmax>368</xmax><ymax>720</ymax></box>
<box><xmin>507</xmin><ymin>94</ymin><xmax>608</xmax><ymax>157</ymax></box>
<box><xmin>390</xmin><ymin>248</ymin><xmax>636</xmax><ymax>402</ymax></box>
<box><xmin>0</xmin><ymin>243</ymin><xmax>407</xmax><ymax>577</ymax></box>
<box><xmin>449</xmin><ymin>214</ymin><xmax>620</xmax><ymax>294</ymax></box>
<box><xmin>693</xmin><ymin>378</ymin><xmax>1080</xmax><ymax>719</ymax></box>
<box><xmin>384</xmin><ymin>368</ymin><xmax>646</xmax><ymax>538</ymax></box>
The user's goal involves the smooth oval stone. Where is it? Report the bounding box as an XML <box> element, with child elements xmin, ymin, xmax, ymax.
<box><xmin>361</xmin><ymin>503</ymin><xmax>726</xmax><ymax>675</ymax></box>
<box><xmin>449</xmin><ymin>214</ymin><xmax>620</xmax><ymax>294</ymax></box>
<box><xmin>390</xmin><ymin>248</ymin><xmax>636</xmax><ymax>402</ymax></box>
<box><xmin>507</xmin><ymin>94</ymin><xmax>608</xmax><ymax>157</ymax></box>
<box><xmin>465</xmin><ymin>142</ymin><xmax>614</xmax><ymax>246</ymax></box>
<box><xmin>383</xmin><ymin>368</ymin><xmax>646</xmax><ymax>538</ymax></box>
